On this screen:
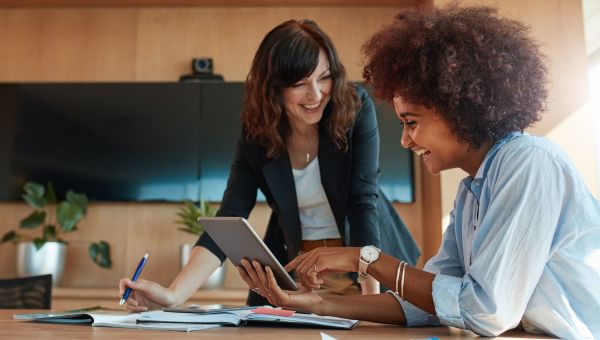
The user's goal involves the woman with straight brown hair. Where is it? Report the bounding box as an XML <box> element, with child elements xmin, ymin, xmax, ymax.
<box><xmin>119</xmin><ymin>19</ymin><xmax>419</xmax><ymax>308</ymax></box>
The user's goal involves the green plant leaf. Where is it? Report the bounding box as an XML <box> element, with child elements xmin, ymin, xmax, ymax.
<box><xmin>45</xmin><ymin>181</ymin><xmax>57</xmax><ymax>204</ymax></box>
<box><xmin>32</xmin><ymin>237</ymin><xmax>46</xmax><ymax>250</ymax></box>
<box><xmin>23</xmin><ymin>181</ymin><xmax>45</xmax><ymax>197</ymax></box>
<box><xmin>1</xmin><ymin>231</ymin><xmax>21</xmax><ymax>244</ymax></box>
<box><xmin>174</xmin><ymin>200</ymin><xmax>206</xmax><ymax>235</ymax></box>
<box><xmin>98</xmin><ymin>240</ymin><xmax>110</xmax><ymax>254</ymax></box>
<box><xmin>22</xmin><ymin>182</ymin><xmax>47</xmax><ymax>208</ymax></box>
<box><xmin>19</xmin><ymin>210</ymin><xmax>46</xmax><ymax>229</ymax></box>
<box><xmin>66</xmin><ymin>191</ymin><xmax>88</xmax><ymax>215</ymax></box>
<box><xmin>199</xmin><ymin>200</ymin><xmax>217</xmax><ymax>217</ymax></box>
<box><xmin>22</xmin><ymin>195</ymin><xmax>47</xmax><ymax>208</ymax></box>
<box><xmin>56</xmin><ymin>202</ymin><xmax>84</xmax><ymax>232</ymax></box>
<box><xmin>89</xmin><ymin>241</ymin><xmax>112</xmax><ymax>269</ymax></box>
<box><xmin>89</xmin><ymin>243</ymin><xmax>98</xmax><ymax>259</ymax></box>
<box><xmin>198</xmin><ymin>200</ymin><xmax>207</xmax><ymax>216</ymax></box>
<box><xmin>43</xmin><ymin>225</ymin><xmax>57</xmax><ymax>240</ymax></box>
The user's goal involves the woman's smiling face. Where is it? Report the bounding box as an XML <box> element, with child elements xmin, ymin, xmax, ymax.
<box><xmin>393</xmin><ymin>96</ymin><xmax>472</xmax><ymax>175</ymax></box>
<box><xmin>281</xmin><ymin>49</ymin><xmax>332</xmax><ymax>129</ymax></box>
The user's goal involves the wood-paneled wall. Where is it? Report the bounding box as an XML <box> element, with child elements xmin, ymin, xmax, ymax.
<box><xmin>0</xmin><ymin>5</ymin><xmax>436</xmax><ymax>289</ymax></box>
<box><xmin>0</xmin><ymin>7</ymin><xmax>414</xmax><ymax>82</ymax></box>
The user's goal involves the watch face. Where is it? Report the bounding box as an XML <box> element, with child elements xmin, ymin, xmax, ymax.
<box><xmin>361</xmin><ymin>245</ymin><xmax>379</xmax><ymax>262</ymax></box>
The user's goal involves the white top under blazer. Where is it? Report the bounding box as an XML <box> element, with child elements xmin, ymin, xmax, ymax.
<box><xmin>291</xmin><ymin>157</ymin><xmax>341</xmax><ymax>241</ymax></box>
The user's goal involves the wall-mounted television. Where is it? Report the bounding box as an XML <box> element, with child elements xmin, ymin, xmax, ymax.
<box><xmin>0</xmin><ymin>83</ymin><xmax>413</xmax><ymax>203</ymax></box>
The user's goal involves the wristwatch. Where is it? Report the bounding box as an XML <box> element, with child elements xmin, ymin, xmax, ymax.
<box><xmin>358</xmin><ymin>245</ymin><xmax>380</xmax><ymax>283</ymax></box>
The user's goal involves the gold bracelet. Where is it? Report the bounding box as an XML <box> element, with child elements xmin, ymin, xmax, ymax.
<box><xmin>394</xmin><ymin>261</ymin><xmax>404</xmax><ymax>294</ymax></box>
<box><xmin>400</xmin><ymin>262</ymin><xmax>408</xmax><ymax>300</ymax></box>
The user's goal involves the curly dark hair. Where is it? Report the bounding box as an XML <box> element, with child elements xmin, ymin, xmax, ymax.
<box><xmin>243</xmin><ymin>19</ymin><xmax>358</xmax><ymax>158</ymax></box>
<box><xmin>362</xmin><ymin>5</ymin><xmax>548</xmax><ymax>148</ymax></box>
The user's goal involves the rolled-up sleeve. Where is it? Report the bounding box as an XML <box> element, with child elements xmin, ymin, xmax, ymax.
<box><xmin>396</xmin><ymin>205</ymin><xmax>462</xmax><ymax>326</ymax></box>
<box><xmin>431</xmin><ymin>274</ymin><xmax>464</xmax><ymax>327</ymax></box>
<box><xmin>399</xmin><ymin>298</ymin><xmax>441</xmax><ymax>326</ymax></box>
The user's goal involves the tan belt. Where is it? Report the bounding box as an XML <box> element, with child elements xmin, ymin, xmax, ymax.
<box><xmin>300</xmin><ymin>238</ymin><xmax>343</xmax><ymax>253</ymax></box>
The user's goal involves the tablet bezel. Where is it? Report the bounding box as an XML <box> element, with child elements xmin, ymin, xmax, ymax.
<box><xmin>198</xmin><ymin>217</ymin><xmax>299</xmax><ymax>291</ymax></box>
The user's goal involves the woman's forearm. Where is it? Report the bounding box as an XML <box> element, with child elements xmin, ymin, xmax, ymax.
<box><xmin>367</xmin><ymin>253</ymin><xmax>436</xmax><ymax>314</ymax></box>
<box><xmin>168</xmin><ymin>246</ymin><xmax>221</xmax><ymax>306</ymax></box>
<box><xmin>316</xmin><ymin>292</ymin><xmax>407</xmax><ymax>325</ymax></box>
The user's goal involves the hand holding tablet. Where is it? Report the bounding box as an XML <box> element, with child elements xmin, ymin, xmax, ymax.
<box><xmin>198</xmin><ymin>217</ymin><xmax>299</xmax><ymax>291</ymax></box>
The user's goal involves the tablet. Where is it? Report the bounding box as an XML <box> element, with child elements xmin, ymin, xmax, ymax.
<box><xmin>198</xmin><ymin>217</ymin><xmax>298</xmax><ymax>291</ymax></box>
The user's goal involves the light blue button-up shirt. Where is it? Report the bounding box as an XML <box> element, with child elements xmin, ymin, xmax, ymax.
<box><xmin>398</xmin><ymin>132</ymin><xmax>600</xmax><ymax>339</ymax></box>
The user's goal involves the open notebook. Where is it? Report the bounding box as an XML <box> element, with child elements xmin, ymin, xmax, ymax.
<box><xmin>140</xmin><ymin>306</ymin><xmax>359</xmax><ymax>330</ymax></box>
<box><xmin>13</xmin><ymin>307</ymin><xmax>219</xmax><ymax>332</ymax></box>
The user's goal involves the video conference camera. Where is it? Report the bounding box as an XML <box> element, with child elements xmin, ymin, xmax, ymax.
<box><xmin>180</xmin><ymin>57</ymin><xmax>224</xmax><ymax>82</ymax></box>
<box><xmin>192</xmin><ymin>58</ymin><xmax>213</xmax><ymax>74</ymax></box>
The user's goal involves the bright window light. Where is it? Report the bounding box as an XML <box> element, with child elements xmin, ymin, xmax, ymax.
<box><xmin>590</xmin><ymin>63</ymin><xmax>600</xmax><ymax>195</ymax></box>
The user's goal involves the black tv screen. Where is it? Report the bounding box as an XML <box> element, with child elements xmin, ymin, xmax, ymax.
<box><xmin>0</xmin><ymin>83</ymin><xmax>413</xmax><ymax>203</ymax></box>
<box><xmin>0</xmin><ymin>83</ymin><xmax>203</xmax><ymax>201</ymax></box>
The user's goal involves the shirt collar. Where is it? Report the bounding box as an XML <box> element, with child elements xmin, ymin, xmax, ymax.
<box><xmin>462</xmin><ymin>131</ymin><xmax>524</xmax><ymax>199</ymax></box>
<box><xmin>474</xmin><ymin>131</ymin><xmax>524</xmax><ymax>180</ymax></box>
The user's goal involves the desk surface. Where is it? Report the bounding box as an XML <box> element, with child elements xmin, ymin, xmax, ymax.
<box><xmin>0</xmin><ymin>310</ymin><xmax>552</xmax><ymax>339</ymax></box>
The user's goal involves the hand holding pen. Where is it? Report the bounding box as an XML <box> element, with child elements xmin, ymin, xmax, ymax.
<box><xmin>120</xmin><ymin>253</ymin><xmax>149</xmax><ymax>305</ymax></box>
<box><xmin>118</xmin><ymin>253</ymin><xmax>180</xmax><ymax>312</ymax></box>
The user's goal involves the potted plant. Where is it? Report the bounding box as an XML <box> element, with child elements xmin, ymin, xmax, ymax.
<box><xmin>1</xmin><ymin>181</ymin><xmax>111</xmax><ymax>285</ymax></box>
<box><xmin>175</xmin><ymin>199</ymin><xmax>225</xmax><ymax>289</ymax></box>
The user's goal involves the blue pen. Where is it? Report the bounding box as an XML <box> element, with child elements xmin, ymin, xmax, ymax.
<box><xmin>119</xmin><ymin>253</ymin><xmax>149</xmax><ymax>305</ymax></box>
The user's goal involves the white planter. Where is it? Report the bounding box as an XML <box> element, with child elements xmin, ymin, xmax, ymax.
<box><xmin>180</xmin><ymin>244</ymin><xmax>226</xmax><ymax>290</ymax></box>
<box><xmin>16</xmin><ymin>242</ymin><xmax>66</xmax><ymax>286</ymax></box>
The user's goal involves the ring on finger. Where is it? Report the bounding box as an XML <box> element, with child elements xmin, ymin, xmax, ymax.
<box><xmin>252</xmin><ymin>287</ymin><xmax>261</xmax><ymax>295</ymax></box>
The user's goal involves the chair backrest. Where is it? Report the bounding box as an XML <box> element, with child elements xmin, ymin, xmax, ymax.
<box><xmin>0</xmin><ymin>274</ymin><xmax>52</xmax><ymax>309</ymax></box>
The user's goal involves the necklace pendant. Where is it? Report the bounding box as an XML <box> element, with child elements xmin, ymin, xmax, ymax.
<box><xmin>306</xmin><ymin>152</ymin><xmax>310</xmax><ymax>163</ymax></box>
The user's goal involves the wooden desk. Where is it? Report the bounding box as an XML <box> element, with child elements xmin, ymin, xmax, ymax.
<box><xmin>0</xmin><ymin>310</ymin><xmax>552</xmax><ymax>339</ymax></box>
<box><xmin>52</xmin><ymin>287</ymin><xmax>248</xmax><ymax>310</ymax></box>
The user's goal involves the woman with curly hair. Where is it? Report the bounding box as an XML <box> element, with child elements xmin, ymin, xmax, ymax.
<box><xmin>238</xmin><ymin>6</ymin><xmax>600</xmax><ymax>339</ymax></box>
<box><xmin>119</xmin><ymin>19</ymin><xmax>419</xmax><ymax>309</ymax></box>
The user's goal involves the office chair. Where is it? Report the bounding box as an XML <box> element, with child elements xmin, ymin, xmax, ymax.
<box><xmin>0</xmin><ymin>274</ymin><xmax>52</xmax><ymax>309</ymax></box>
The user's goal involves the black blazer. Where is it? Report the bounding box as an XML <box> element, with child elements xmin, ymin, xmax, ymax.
<box><xmin>196</xmin><ymin>86</ymin><xmax>420</xmax><ymax>299</ymax></box>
